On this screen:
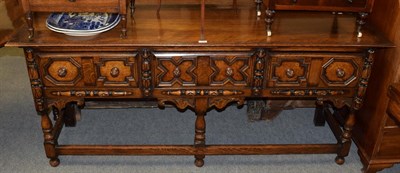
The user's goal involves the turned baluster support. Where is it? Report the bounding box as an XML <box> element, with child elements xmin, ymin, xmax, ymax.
<box><xmin>194</xmin><ymin>98</ymin><xmax>207</xmax><ymax>167</ymax></box>
<box><xmin>265</xmin><ymin>9</ymin><xmax>275</xmax><ymax>37</ymax></box>
<box><xmin>255</xmin><ymin>0</ymin><xmax>263</xmax><ymax>17</ymax></box>
<box><xmin>120</xmin><ymin>14</ymin><xmax>127</xmax><ymax>38</ymax></box>
<box><xmin>130</xmin><ymin>0</ymin><xmax>136</xmax><ymax>16</ymax></box>
<box><xmin>356</xmin><ymin>12</ymin><xmax>368</xmax><ymax>38</ymax></box>
<box><xmin>25</xmin><ymin>12</ymin><xmax>34</xmax><ymax>40</ymax></box>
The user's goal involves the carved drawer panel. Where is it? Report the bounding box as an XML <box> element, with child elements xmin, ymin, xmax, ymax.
<box><xmin>96</xmin><ymin>58</ymin><xmax>138</xmax><ymax>87</ymax></box>
<box><xmin>268</xmin><ymin>56</ymin><xmax>310</xmax><ymax>87</ymax></box>
<box><xmin>267</xmin><ymin>53</ymin><xmax>363</xmax><ymax>88</ymax></box>
<box><xmin>42</xmin><ymin>57</ymin><xmax>82</xmax><ymax>86</ymax></box>
<box><xmin>155</xmin><ymin>54</ymin><xmax>197</xmax><ymax>87</ymax></box>
<box><xmin>154</xmin><ymin>52</ymin><xmax>254</xmax><ymax>88</ymax></box>
<box><xmin>321</xmin><ymin>58</ymin><xmax>359</xmax><ymax>87</ymax></box>
<box><xmin>39</xmin><ymin>53</ymin><xmax>138</xmax><ymax>87</ymax></box>
<box><xmin>209</xmin><ymin>54</ymin><xmax>252</xmax><ymax>87</ymax></box>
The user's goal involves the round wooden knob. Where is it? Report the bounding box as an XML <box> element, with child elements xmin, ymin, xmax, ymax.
<box><xmin>286</xmin><ymin>68</ymin><xmax>295</xmax><ymax>78</ymax></box>
<box><xmin>336</xmin><ymin>68</ymin><xmax>345</xmax><ymax>78</ymax></box>
<box><xmin>57</xmin><ymin>67</ymin><xmax>67</xmax><ymax>77</ymax></box>
<box><xmin>110</xmin><ymin>67</ymin><xmax>120</xmax><ymax>77</ymax></box>
<box><xmin>68</xmin><ymin>0</ymin><xmax>76</xmax><ymax>2</ymax></box>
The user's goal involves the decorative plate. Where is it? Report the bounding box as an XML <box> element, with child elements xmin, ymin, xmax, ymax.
<box><xmin>46</xmin><ymin>12</ymin><xmax>120</xmax><ymax>32</ymax></box>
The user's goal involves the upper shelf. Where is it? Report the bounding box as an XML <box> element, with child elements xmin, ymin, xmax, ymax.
<box><xmin>6</xmin><ymin>4</ymin><xmax>393</xmax><ymax>48</ymax></box>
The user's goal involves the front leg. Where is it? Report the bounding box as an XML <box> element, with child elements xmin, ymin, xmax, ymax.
<box><xmin>194</xmin><ymin>98</ymin><xmax>207</xmax><ymax>167</ymax></box>
<box><xmin>335</xmin><ymin>108</ymin><xmax>356</xmax><ymax>165</ymax></box>
<box><xmin>41</xmin><ymin>111</ymin><xmax>60</xmax><ymax>167</ymax></box>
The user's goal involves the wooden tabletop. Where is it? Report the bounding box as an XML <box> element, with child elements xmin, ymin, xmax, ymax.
<box><xmin>6</xmin><ymin>4</ymin><xmax>393</xmax><ymax>48</ymax></box>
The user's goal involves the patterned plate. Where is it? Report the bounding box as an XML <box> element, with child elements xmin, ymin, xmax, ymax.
<box><xmin>46</xmin><ymin>12</ymin><xmax>120</xmax><ymax>32</ymax></box>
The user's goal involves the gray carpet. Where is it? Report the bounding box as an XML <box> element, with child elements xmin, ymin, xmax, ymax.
<box><xmin>1</xmin><ymin>47</ymin><xmax>399</xmax><ymax>173</ymax></box>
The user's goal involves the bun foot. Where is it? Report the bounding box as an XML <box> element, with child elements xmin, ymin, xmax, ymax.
<box><xmin>49</xmin><ymin>158</ymin><xmax>60</xmax><ymax>167</ymax></box>
<box><xmin>194</xmin><ymin>155</ymin><xmax>205</xmax><ymax>167</ymax></box>
<box><xmin>335</xmin><ymin>156</ymin><xmax>345</xmax><ymax>165</ymax></box>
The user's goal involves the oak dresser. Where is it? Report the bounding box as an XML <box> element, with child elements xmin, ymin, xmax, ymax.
<box><xmin>6</xmin><ymin>1</ymin><xmax>393</xmax><ymax>170</ymax></box>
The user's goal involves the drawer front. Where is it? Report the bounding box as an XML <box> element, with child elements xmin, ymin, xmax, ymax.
<box><xmin>38</xmin><ymin>53</ymin><xmax>138</xmax><ymax>87</ymax></box>
<box><xmin>267</xmin><ymin>53</ymin><xmax>363</xmax><ymax>88</ymax></box>
<box><xmin>154</xmin><ymin>52</ymin><xmax>254</xmax><ymax>88</ymax></box>
<box><xmin>274</xmin><ymin>0</ymin><xmax>369</xmax><ymax>10</ymax></box>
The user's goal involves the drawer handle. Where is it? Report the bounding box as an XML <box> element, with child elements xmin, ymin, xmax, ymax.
<box><xmin>292</xmin><ymin>0</ymin><xmax>298</xmax><ymax>3</ymax></box>
<box><xmin>110</xmin><ymin>67</ymin><xmax>120</xmax><ymax>77</ymax></box>
<box><xmin>226</xmin><ymin>67</ymin><xmax>233</xmax><ymax>77</ymax></box>
<box><xmin>286</xmin><ymin>68</ymin><xmax>295</xmax><ymax>78</ymax></box>
<box><xmin>57</xmin><ymin>67</ymin><xmax>67</xmax><ymax>77</ymax></box>
<box><xmin>336</xmin><ymin>68</ymin><xmax>345</xmax><ymax>78</ymax></box>
<box><xmin>68</xmin><ymin>0</ymin><xmax>76</xmax><ymax>2</ymax></box>
<box><xmin>173</xmin><ymin>67</ymin><xmax>181</xmax><ymax>77</ymax></box>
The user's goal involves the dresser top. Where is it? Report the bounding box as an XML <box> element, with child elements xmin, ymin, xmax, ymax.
<box><xmin>6</xmin><ymin>5</ymin><xmax>393</xmax><ymax>48</ymax></box>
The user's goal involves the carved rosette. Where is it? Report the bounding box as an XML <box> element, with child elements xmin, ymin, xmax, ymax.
<box><xmin>353</xmin><ymin>49</ymin><xmax>374</xmax><ymax>110</ymax></box>
<box><xmin>24</xmin><ymin>49</ymin><xmax>46</xmax><ymax>113</ymax></box>
<box><xmin>140</xmin><ymin>49</ymin><xmax>154</xmax><ymax>97</ymax></box>
<box><xmin>252</xmin><ymin>49</ymin><xmax>266</xmax><ymax>95</ymax></box>
<box><xmin>51</xmin><ymin>90</ymin><xmax>133</xmax><ymax>97</ymax></box>
<box><xmin>271</xmin><ymin>89</ymin><xmax>346</xmax><ymax>96</ymax></box>
<box><xmin>161</xmin><ymin>89</ymin><xmax>244</xmax><ymax>96</ymax></box>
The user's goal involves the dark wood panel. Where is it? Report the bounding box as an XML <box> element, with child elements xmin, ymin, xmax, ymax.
<box><xmin>352</xmin><ymin>0</ymin><xmax>400</xmax><ymax>171</ymax></box>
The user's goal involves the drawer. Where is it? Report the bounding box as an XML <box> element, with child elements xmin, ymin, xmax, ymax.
<box><xmin>28</xmin><ymin>0</ymin><xmax>122</xmax><ymax>12</ymax></box>
<box><xmin>38</xmin><ymin>52</ymin><xmax>138</xmax><ymax>87</ymax></box>
<box><xmin>272</xmin><ymin>0</ymin><xmax>370</xmax><ymax>11</ymax></box>
<box><xmin>154</xmin><ymin>52</ymin><xmax>254</xmax><ymax>88</ymax></box>
<box><xmin>267</xmin><ymin>53</ymin><xmax>363</xmax><ymax>88</ymax></box>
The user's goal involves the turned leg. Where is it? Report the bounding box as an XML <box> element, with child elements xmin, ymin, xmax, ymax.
<box><xmin>194</xmin><ymin>113</ymin><xmax>206</xmax><ymax>167</ymax></box>
<box><xmin>313</xmin><ymin>98</ymin><xmax>326</xmax><ymax>126</ymax></box>
<box><xmin>194</xmin><ymin>99</ymin><xmax>207</xmax><ymax>167</ymax></box>
<box><xmin>255</xmin><ymin>0</ymin><xmax>263</xmax><ymax>17</ymax></box>
<box><xmin>130</xmin><ymin>0</ymin><xmax>136</xmax><ymax>16</ymax></box>
<box><xmin>25</xmin><ymin>12</ymin><xmax>34</xmax><ymax>40</ymax></box>
<box><xmin>265</xmin><ymin>9</ymin><xmax>275</xmax><ymax>37</ymax></box>
<box><xmin>356</xmin><ymin>12</ymin><xmax>368</xmax><ymax>38</ymax></box>
<box><xmin>120</xmin><ymin>14</ymin><xmax>127</xmax><ymax>38</ymax></box>
<box><xmin>41</xmin><ymin>112</ymin><xmax>60</xmax><ymax>167</ymax></box>
<box><xmin>335</xmin><ymin>109</ymin><xmax>356</xmax><ymax>165</ymax></box>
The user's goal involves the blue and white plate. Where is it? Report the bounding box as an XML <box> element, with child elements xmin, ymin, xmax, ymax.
<box><xmin>46</xmin><ymin>12</ymin><xmax>120</xmax><ymax>33</ymax></box>
<box><xmin>46</xmin><ymin>18</ymin><xmax>120</xmax><ymax>36</ymax></box>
